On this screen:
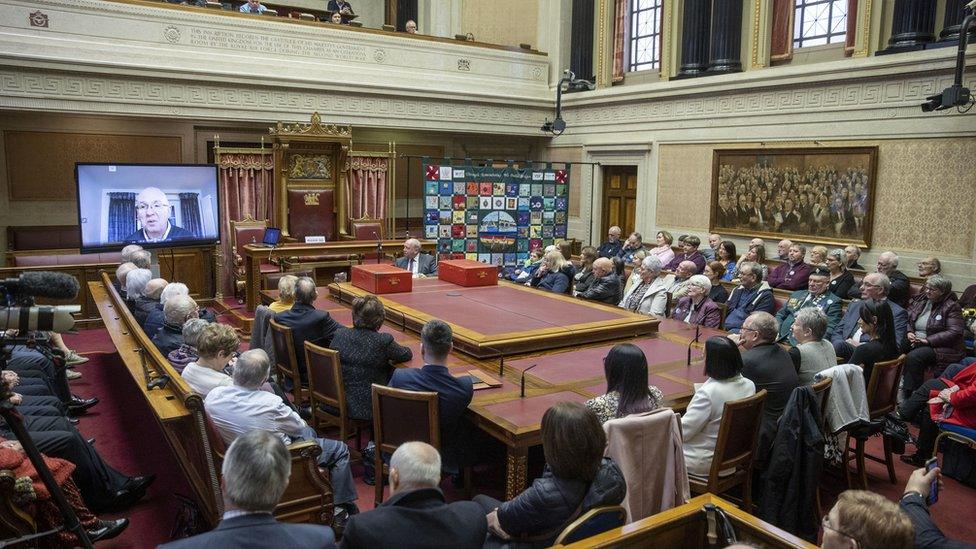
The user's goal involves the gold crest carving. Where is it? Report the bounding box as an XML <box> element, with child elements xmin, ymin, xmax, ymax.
<box><xmin>303</xmin><ymin>192</ymin><xmax>320</xmax><ymax>206</ymax></box>
<box><xmin>288</xmin><ymin>154</ymin><xmax>332</xmax><ymax>180</ymax></box>
<box><xmin>269</xmin><ymin>112</ymin><xmax>352</xmax><ymax>138</ymax></box>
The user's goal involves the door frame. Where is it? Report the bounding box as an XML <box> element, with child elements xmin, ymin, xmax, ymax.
<box><xmin>583</xmin><ymin>144</ymin><xmax>654</xmax><ymax>246</ymax></box>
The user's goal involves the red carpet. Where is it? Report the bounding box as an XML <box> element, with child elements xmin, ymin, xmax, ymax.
<box><xmin>62</xmin><ymin>330</ymin><xmax>976</xmax><ymax>545</ymax></box>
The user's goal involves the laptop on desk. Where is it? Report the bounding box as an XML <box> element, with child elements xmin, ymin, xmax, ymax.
<box><xmin>254</xmin><ymin>227</ymin><xmax>281</xmax><ymax>248</ymax></box>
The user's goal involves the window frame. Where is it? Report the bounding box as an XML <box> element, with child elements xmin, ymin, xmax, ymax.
<box><xmin>626</xmin><ymin>0</ymin><xmax>664</xmax><ymax>73</ymax></box>
<box><xmin>793</xmin><ymin>0</ymin><xmax>848</xmax><ymax>49</ymax></box>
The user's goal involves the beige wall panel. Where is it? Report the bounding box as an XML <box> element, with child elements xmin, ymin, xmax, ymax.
<box><xmin>461</xmin><ymin>0</ymin><xmax>538</xmax><ymax>48</ymax></box>
<box><xmin>655</xmin><ymin>143</ymin><xmax>712</xmax><ymax>230</ymax></box>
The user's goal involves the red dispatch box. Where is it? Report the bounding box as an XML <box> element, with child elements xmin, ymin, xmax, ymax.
<box><xmin>438</xmin><ymin>259</ymin><xmax>498</xmax><ymax>287</ymax></box>
<box><xmin>350</xmin><ymin>264</ymin><xmax>412</xmax><ymax>294</ymax></box>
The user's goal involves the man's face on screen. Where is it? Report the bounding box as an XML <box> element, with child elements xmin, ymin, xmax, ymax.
<box><xmin>136</xmin><ymin>188</ymin><xmax>171</xmax><ymax>236</ymax></box>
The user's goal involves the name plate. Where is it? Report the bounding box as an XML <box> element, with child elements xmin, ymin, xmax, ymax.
<box><xmin>304</xmin><ymin>236</ymin><xmax>327</xmax><ymax>243</ymax></box>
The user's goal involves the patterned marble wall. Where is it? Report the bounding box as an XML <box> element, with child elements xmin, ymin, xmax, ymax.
<box><xmin>657</xmin><ymin>138</ymin><xmax>976</xmax><ymax>258</ymax></box>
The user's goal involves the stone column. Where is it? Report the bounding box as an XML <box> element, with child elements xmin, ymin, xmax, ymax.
<box><xmin>939</xmin><ymin>0</ymin><xmax>972</xmax><ymax>42</ymax></box>
<box><xmin>880</xmin><ymin>0</ymin><xmax>937</xmax><ymax>54</ymax></box>
<box><xmin>708</xmin><ymin>0</ymin><xmax>743</xmax><ymax>73</ymax></box>
<box><xmin>675</xmin><ymin>0</ymin><xmax>711</xmax><ymax>78</ymax></box>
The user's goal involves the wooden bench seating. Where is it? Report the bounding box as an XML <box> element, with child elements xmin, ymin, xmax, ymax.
<box><xmin>90</xmin><ymin>272</ymin><xmax>334</xmax><ymax>527</ymax></box>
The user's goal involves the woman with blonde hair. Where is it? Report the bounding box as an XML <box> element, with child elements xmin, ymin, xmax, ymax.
<box><xmin>268</xmin><ymin>274</ymin><xmax>298</xmax><ymax>313</ymax></box>
<box><xmin>530</xmin><ymin>249</ymin><xmax>572</xmax><ymax>294</ymax></box>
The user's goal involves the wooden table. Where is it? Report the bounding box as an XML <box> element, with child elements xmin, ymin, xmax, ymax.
<box><xmin>241</xmin><ymin>239</ymin><xmax>434</xmax><ymax>311</ymax></box>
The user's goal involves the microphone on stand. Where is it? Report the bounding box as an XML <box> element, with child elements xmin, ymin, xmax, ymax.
<box><xmin>372</xmin><ymin>231</ymin><xmax>383</xmax><ymax>264</ymax></box>
<box><xmin>520</xmin><ymin>364</ymin><xmax>538</xmax><ymax>398</ymax></box>
<box><xmin>686</xmin><ymin>324</ymin><xmax>701</xmax><ymax>366</ymax></box>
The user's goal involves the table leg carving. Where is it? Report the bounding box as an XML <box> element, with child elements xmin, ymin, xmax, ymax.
<box><xmin>505</xmin><ymin>447</ymin><xmax>528</xmax><ymax>500</ymax></box>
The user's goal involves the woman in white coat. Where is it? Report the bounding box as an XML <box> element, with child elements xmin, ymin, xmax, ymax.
<box><xmin>681</xmin><ymin>336</ymin><xmax>756</xmax><ymax>477</ymax></box>
<box><xmin>618</xmin><ymin>256</ymin><xmax>675</xmax><ymax>317</ymax></box>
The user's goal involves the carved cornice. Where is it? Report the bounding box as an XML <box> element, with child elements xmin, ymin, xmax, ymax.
<box><xmin>270</xmin><ymin>112</ymin><xmax>352</xmax><ymax>138</ymax></box>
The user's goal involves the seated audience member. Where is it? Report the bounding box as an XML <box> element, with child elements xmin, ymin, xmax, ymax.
<box><xmin>787</xmin><ymin>308</ymin><xmax>838</xmax><ymax>385</ymax></box>
<box><xmin>584</xmin><ymin>344</ymin><xmax>664</xmax><ymax>424</ymax></box>
<box><xmin>330</xmin><ymin>295</ymin><xmax>412</xmax><ymax>421</ymax></box>
<box><xmin>821</xmin><ymin>491</ymin><xmax>912</xmax><ymax>549</ymax></box>
<box><xmin>341</xmin><ymin>442</ymin><xmax>486</xmax><ymax>549</ymax></box>
<box><xmin>205</xmin><ymin>350</ymin><xmax>358</xmax><ymax>515</ymax></box>
<box><xmin>670</xmin><ymin>275</ymin><xmax>721</xmax><ymax>328</ymax></box>
<box><xmin>917</xmin><ymin>256</ymin><xmax>942</xmax><ymax>279</ymax></box>
<box><xmin>681</xmin><ymin>336</ymin><xmax>756</xmax><ymax>477</ymax></box>
<box><xmin>749</xmin><ymin>237</ymin><xmax>765</xmax><ymax>251</ymax></box>
<box><xmin>268</xmin><ymin>274</ymin><xmax>298</xmax><ymax>313</ymax></box>
<box><xmin>181</xmin><ymin>323</ymin><xmax>239</xmax><ymax>397</ymax></box>
<box><xmin>167</xmin><ymin>318</ymin><xmax>208</xmax><ymax>372</ymax></box>
<box><xmin>611</xmin><ymin>256</ymin><xmax>626</xmax><ymax>289</ymax></box>
<box><xmin>240</xmin><ymin>0</ymin><xmax>269</xmax><ymax>13</ymax></box>
<box><xmin>723</xmin><ymin>261</ymin><xmax>774</xmax><ymax>333</ymax></box>
<box><xmin>396</xmin><ymin>239</ymin><xmax>437</xmax><ymax>278</ymax></box>
<box><xmin>715</xmin><ymin>241</ymin><xmax>736</xmax><ymax>281</ymax></box>
<box><xmin>774</xmin><ymin>266</ymin><xmax>842</xmax><ymax>345</ymax></box>
<box><xmin>328</xmin><ymin>0</ymin><xmax>353</xmax><ymax>13</ymax></box>
<box><xmin>115</xmin><ymin>262</ymin><xmax>136</xmax><ymax>297</ymax></box>
<box><xmin>120</xmin><ymin>244</ymin><xmax>143</xmax><ymax>264</ymax></box>
<box><xmin>161</xmin><ymin>430</ymin><xmax>336</xmax><ymax>548</ymax></box>
<box><xmin>619</xmin><ymin>249</ymin><xmax>647</xmax><ymax>298</ymax></box>
<box><xmin>617</xmin><ymin>232</ymin><xmax>643</xmax><ymax>263</ymax></box>
<box><xmin>738</xmin><ymin>311</ymin><xmax>799</xmax><ymax>457</ymax></box>
<box><xmin>665</xmin><ymin>235</ymin><xmax>706</xmax><ymax>273</ymax></box>
<box><xmin>330</xmin><ymin>11</ymin><xmax>343</xmax><ymax>23</ymax></box>
<box><xmin>832</xmin><ymin>273</ymin><xmax>909</xmax><ymax>362</ymax></box>
<box><xmin>390</xmin><ymin>320</ymin><xmax>473</xmax><ymax>471</ymax></box>
<box><xmin>902</xmin><ymin>274</ymin><xmax>965</xmax><ymax>399</ymax></box>
<box><xmin>512</xmin><ymin>248</ymin><xmax>545</xmax><ymax>283</ymax></box>
<box><xmin>704</xmin><ymin>261</ymin><xmax>729</xmax><ymax>304</ymax></box>
<box><xmin>703</xmin><ymin>233</ymin><xmax>722</xmax><ymax>262</ymax></box>
<box><xmin>844</xmin><ymin>245</ymin><xmax>865</xmax><ymax>271</ymax></box>
<box><xmin>876</xmin><ymin>251</ymin><xmax>911</xmax><ymax>307</ymax></box>
<box><xmin>529</xmin><ymin>250</ymin><xmax>572</xmax><ymax>294</ymax></box>
<box><xmin>123</xmin><ymin>268</ymin><xmax>152</xmax><ymax>310</ymax></box>
<box><xmin>597</xmin><ymin>226</ymin><xmax>623</xmax><ymax>258</ymax></box>
<box><xmin>618</xmin><ymin>256</ymin><xmax>673</xmax><ymax>316</ymax></box>
<box><xmin>648</xmin><ymin>230</ymin><xmax>675</xmax><ymax>266</ymax></box>
<box><xmin>849</xmin><ymin>299</ymin><xmax>900</xmax><ymax>383</ymax></box>
<box><xmin>475</xmin><ymin>402</ymin><xmax>625</xmax><ymax>547</ymax></box>
<box><xmin>274</xmin><ymin>277</ymin><xmax>341</xmax><ymax>386</ymax></box>
<box><xmin>825</xmin><ymin>248</ymin><xmax>857</xmax><ymax>299</ymax></box>
<box><xmin>776</xmin><ymin>239</ymin><xmax>792</xmax><ymax>261</ymax></box>
<box><xmin>404</xmin><ymin>19</ymin><xmax>418</xmax><ymax>33</ymax></box>
<box><xmin>898</xmin><ymin>467</ymin><xmax>972</xmax><ymax>548</ymax></box>
<box><xmin>572</xmin><ymin>246</ymin><xmax>598</xmax><ymax>295</ymax></box>
<box><xmin>151</xmin><ymin>295</ymin><xmax>200</xmax><ymax>356</ymax></box>
<box><xmin>130</xmin><ymin>249</ymin><xmax>152</xmax><ymax>270</ymax></box>
<box><xmin>0</xmin><ymin>439</ymin><xmax>129</xmax><ymax>544</ymax></box>
<box><xmin>557</xmin><ymin>240</ymin><xmax>574</xmax><ymax>264</ymax></box>
<box><xmin>896</xmin><ymin>356</ymin><xmax>976</xmax><ymax>465</ymax></box>
<box><xmin>578</xmin><ymin>257</ymin><xmax>622</xmax><ymax>305</ymax></box>
<box><xmin>144</xmin><ymin>282</ymin><xmax>189</xmax><ymax>337</ymax></box>
<box><xmin>669</xmin><ymin>260</ymin><xmax>699</xmax><ymax>299</ymax></box>
<box><xmin>809</xmin><ymin>245</ymin><xmax>828</xmax><ymax>268</ymax></box>
<box><xmin>767</xmin><ymin>243</ymin><xmax>812</xmax><ymax>291</ymax></box>
<box><xmin>730</xmin><ymin>244</ymin><xmax>769</xmax><ymax>283</ymax></box>
<box><xmin>131</xmin><ymin>277</ymin><xmax>167</xmax><ymax>328</ymax></box>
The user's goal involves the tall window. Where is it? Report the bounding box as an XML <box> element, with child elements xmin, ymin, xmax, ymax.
<box><xmin>628</xmin><ymin>0</ymin><xmax>664</xmax><ymax>72</ymax></box>
<box><xmin>793</xmin><ymin>0</ymin><xmax>847</xmax><ymax>48</ymax></box>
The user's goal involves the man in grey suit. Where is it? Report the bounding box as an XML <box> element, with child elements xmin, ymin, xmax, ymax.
<box><xmin>831</xmin><ymin>272</ymin><xmax>909</xmax><ymax>361</ymax></box>
<box><xmin>395</xmin><ymin>238</ymin><xmax>437</xmax><ymax>278</ymax></box>
<box><xmin>159</xmin><ymin>430</ymin><xmax>336</xmax><ymax>548</ymax></box>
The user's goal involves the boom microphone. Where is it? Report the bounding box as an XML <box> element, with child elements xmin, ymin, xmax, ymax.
<box><xmin>2</xmin><ymin>272</ymin><xmax>80</xmax><ymax>301</ymax></box>
<box><xmin>0</xmin><ymin>305</ymin><xmax>80</xmax><ymax>333</ymax></box>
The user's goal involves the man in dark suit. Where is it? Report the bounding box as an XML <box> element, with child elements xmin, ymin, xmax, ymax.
<box><xmin>389</xmin><ymin>320</ymin><xmax>473</xmax><ymax>471</ymax></box>
<box><xmin>160</xmin><ymin>430</ymin><xmax>336</xmax><ymax>548</ymax></box>
<box><xmin>578</xmin><ymin>257</ymin><xmax>621</xmax><ymax>304</ymax></box>
<box><xmin>395</xmin><ymin>238</ymin><xmax>437</xmax><ymax>278</ymax></box>
<box><xmin>597</xmin><ymin>226</ymin><xmax>623</xmax><ymax>258</ymax></box>
<box><xmin>876</xmin><ymin>251</ymin><xmax>911</xmax><ymax>307</ymax></box>
<box><xmin>273</xmin><ymin>277</ymin><xmax>341</xmax><ymax>385</ymax></box>
<box><xmin>844</xmin><ymin>245</ymin><xmax>865</xmax><ymax>271</ymax></box>
<box><xmin>831</xmin><ymin>272</ymin><xmax>909</xmax><ymax>361</ymax></box>
<box><xmin>775</xmin><ymin>267</ymin><xmax>842</xmax><ymax>344</ymax></box>
<box><xmin>341</xmin><ymin>442</ymin><xmax>486</xmax><ymax>549</ymax></box>
<box><xmin>737</xmin><ymin>311</ymin><xmax>799</xmax><ymax>461</ymax></box>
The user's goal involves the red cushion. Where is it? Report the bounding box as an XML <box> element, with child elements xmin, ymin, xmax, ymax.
<box><xmin>260</xmin><ymin>262</ymin><xmax>279</xmax><ymax>274</ymax></box>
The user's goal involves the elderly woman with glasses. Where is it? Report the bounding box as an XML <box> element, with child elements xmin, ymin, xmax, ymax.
<box><xmin>670</xmin><ymin>274</ymin><xmax>721</xmax><ymax>328</ymax></box>
<box><xmin>902</xmin><ymin>274</ymin><xmax>966</xmax><ymax>399</ymax></box>
<box><xmin>618</xmin><ymin>256</ymin><xmax>674</xmax><ymax>316</ymax></box>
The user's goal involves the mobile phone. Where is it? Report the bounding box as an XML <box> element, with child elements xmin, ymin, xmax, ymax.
<box><xmin>925</xmin><ymin>457</ymin><xmax>939</xmax><ymax>505</ymax></box>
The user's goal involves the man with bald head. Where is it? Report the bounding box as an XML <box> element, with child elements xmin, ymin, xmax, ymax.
<box><xmin>578</xmin><ymin>257</ymin><xmax>621</xmax><ymax>304</ymax></box>
<box><xmin>124</xmin><ymin>187</ymin><xmax>193</xmax><ymax>243</ymax></box>
<box><xmin>702</xmin><ymin>233</ymin><xmax>721</xmax><ymax>261</ymax></box>
<box><xmin>669</xmin><ymin>260</ymin><xmax>699</xmax><ymax>299</ymax></box>
<box><xmin>876</xmin><ymin>251</ymin><xmax>910</xmax><ymax>307</ymax></box>
<box><xmin>597</xmin><ymin>226</ymin><xmax>623</xmax><ymax>258</ymax></box>
<box><xmin>395</xmin><ymin>238</ymin><xmax>437</xmax><ymax>277</ymax></box>
<box><xmin>830</xmin><ymin>272</ymin><xmax>909</xmax><ymax>361</ymax></box>
<box><xmin>131</xmin><ymin>277</ymin><xmax>168</xmax><ymax>327</ymax></box>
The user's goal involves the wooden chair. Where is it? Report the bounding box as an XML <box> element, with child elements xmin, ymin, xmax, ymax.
<box><xmin>230</xmin><ymin>216</ymin><xmax>279</xmax><ymax>299</ymax></box>
<box><xmin>553</xmin><ymin>505</ymin><xmax>628</xmax><ymax>546</ymax></box>
<box><xmin>304</xmin><ymin>342</ymin><xmax>370</xmax><ymax>454</ymax></box>
<box><xmin>843</xmin><ymin>354</ymin><xmax>905</xmax><ymax>488</ymax></box>
<box><xmin>371</xmin><ymin>384</ymin><xmax>439</xmax><ymax>505</ymax></box>
<box><xmin>269</xmin><ymin>319</ymin><xmax>307</xmax><ymax>403</ymax></box>
<box><xmin>349</xmin><ymin>213</ymin><xmax>385</xmax><ymax>241</ymax></box>
<box><xmin>688</xmin><ymin>389</ymin><xmax>767</xmax><ymax>513</ymax></box>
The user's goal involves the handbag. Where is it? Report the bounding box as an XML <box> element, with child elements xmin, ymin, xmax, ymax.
<box><xmin>702</xmin><ymin>503</ymin><xmax>737</xmax><ymax>548</ymax></box>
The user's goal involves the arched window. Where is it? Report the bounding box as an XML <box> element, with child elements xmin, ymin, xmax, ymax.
<box><xmin>793</xmin><ymin>0</ymin><xmax>848</xmax><ymax>48</ymax></box>
<box><xmin>628</xmin><ymin>0</ymin><xmax>664</xmax><ymax>71</ymax></box>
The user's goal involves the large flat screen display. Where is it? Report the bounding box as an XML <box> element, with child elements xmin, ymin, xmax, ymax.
<box><xmin>76</xmin><ymin>163</ymin><xmax>221</xmax><ymax>253</ymax></box>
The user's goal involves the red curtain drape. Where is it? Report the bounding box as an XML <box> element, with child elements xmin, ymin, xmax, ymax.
<box><xmin>217</xmin><ymin>152</ymin><xmax>274</xmax><ymax>296</ymax></box>
<box><xmin>612</xmin><ymin>0</ymin><xmax>627</xmax><ymax>82</ymax></box>
<box><xmin>347</xmin><ymin>156</ymin><xmax>388</xmax><ymax>222</ymax></box>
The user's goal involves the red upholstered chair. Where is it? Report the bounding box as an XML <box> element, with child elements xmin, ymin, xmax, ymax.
<box><xmin>349</xmin><ymin>214</ymin><xmax>384</xmax><ymax>241</ymax></box>
<box><xmin>231</xmin><ymin>216</ymin><xmax>279</xmax><ymax>298</ymax></box>
<box><xmin>304</xmin><ymin>342</ymin><xmax>370</xmax><ymax>454</ymax></box>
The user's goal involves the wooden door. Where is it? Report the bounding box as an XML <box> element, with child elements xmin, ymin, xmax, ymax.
<box><xmin>601</xmin><ymin>165</ymin><xmax>638</xmax><ymax>238</ymax></box>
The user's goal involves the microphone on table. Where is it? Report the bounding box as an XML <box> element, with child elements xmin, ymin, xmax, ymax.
<box><xmin>520</xmin><ymin>364</ymin><xmax>538</xmax><ymax>398</ymax></box>
<box><xmin>372</xmin><ymin>231</ymin><xmax>383</xmax><ymax>264</ymax></box>
<box><xmin>686</xmin><ymin>324</ymin><xmax>701</xmax><ymax>366</ymax></box>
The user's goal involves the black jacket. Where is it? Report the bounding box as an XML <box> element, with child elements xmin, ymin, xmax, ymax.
<box><xmin>759</xmin><ymin>386</ymin><xmax>824</xmax><ymax>542</ymax></box>
<box><xmin>159</xmin><ymin>512</ymin><xmax>335</xmax><ymax>548</ymax></box>
<box><xmin>273</xmin><ymin>303</ymin><xmax>341</xmax><ymax>383</ymax></box>
<box><xmin>574</xmin><ymin>269</ymin><xmax>596</xmax><ymax>295</ymax></box>
<box><xmin>597</xmin><ymin>240</ymin><xmax>623</xmax><ymax>259</ymax></box>
<box><xmin>888</xmin><ymin>269</ymin><xmax>911</xmax><ymax>308</ymax></box>
<box><xmin>899</xmin><ymin>492</ymin><xmax>975</xmax><ymax>549</ymax></box>
<box><xmin>742</xmin><ymin>343</ymin><xmax>800</xmax><ymax>462</ymax></box>
<box><xmin>340</xmin><ymin>488</ymin><xmax>486</xmax><ymax>549</ymax></box>
<box><xmin>130</xmin><ymin>296</ymin><xmax>159</xmax><ymax>327</ymax></box>
<box><xmin>329</xmin><ymin>327</ymin><xmax>412</xmax><ymax>421</ymax></box>
<box><xmin>580</xmin><ymin>273</ymin><xmax>621</xmax><ymax>304</ymax></box>
<box><xmin>151</xmin><ymin>322</ymin><xmax>185</xmax><ymax>357</ymax></box>
<box><xmin>496</xmin><ymin>458</ymin><xmax>626</xmax><ymax>547</ymax></box>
